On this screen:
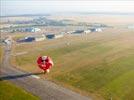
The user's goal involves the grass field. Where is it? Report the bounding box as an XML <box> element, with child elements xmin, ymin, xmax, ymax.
<box><xmin>11</xmin><ymin>33</ymin><xmax>30</xmax><ymax>41</ymax></box>
<box><xmin>0</xmin><ymin>46</ymin><xmax>3</xmax><ymax>65</ymax></box>
<box><xmin>0</xmin><ymin>81</ymin><xmax>39</xmax><ymax>100</ymax></box>
<box><xmin>11</xmin><ymin>28</ymin><xmax>134</xmax><ymax>100</ymax></box>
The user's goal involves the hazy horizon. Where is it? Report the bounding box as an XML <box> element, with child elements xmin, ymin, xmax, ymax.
<box><xmin>1</xmin><ymin>0</ymin><xmax>134</xmax><ymax>16</ymax></box>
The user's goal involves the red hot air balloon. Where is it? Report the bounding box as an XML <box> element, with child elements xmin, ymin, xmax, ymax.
<box><xmin>37</xmin><ymin>56</ymin><xmax>54</xmax><ymax>73</ymax></box>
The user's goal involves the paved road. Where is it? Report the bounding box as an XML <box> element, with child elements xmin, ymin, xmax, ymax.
<box><xmin>0</xmin><ymin>45</ymin><xmax>92</xmax><ymax>100</ymax></box>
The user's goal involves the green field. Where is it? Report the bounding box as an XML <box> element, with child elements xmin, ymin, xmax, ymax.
<box><xmin>11</xmin><ymin>29</ymin><xmax>134</xmax><ymax>100</ymax></box>
<box><xmin>0</xmin><ymin>81</ymin><xmax>39</xmax><ymax>100</ymax></box>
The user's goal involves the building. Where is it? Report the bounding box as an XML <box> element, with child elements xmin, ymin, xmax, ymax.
<box><xmin>84</xmin><ymin>30</ymin><xmax>91</xmax><ymax>34</ymax></box>
<box><xmin>4</xmin><ymin>39</ymin><xmax>12</xmax><ymax>45</ymax></box>
<box><xmin>46</xmin><ymin>34</ymin><xmax>55</xmax><ymax>39</ymax></box>
<box><xmin>17</xmin><ymin>37</ymin><xmax>35</xmax><ymax>43</ymax></box>
<box><xmin>45</xmin><ymin>34</ymin><xmax>63</xmax><ymax>39</ymax></box>
<box><xmin>88</xmin><ymin>28</ymin><xmax>102</xmax><ymax>32</ymax></box>
<box><xmin>89</xmin><ymin>28</ymin><xmax>96</xmax><ymax>32</ymax></box>
<box><xmin>55</xmin><ymin>34</ymin><xmax>64</xmax><ymax>39</ymax></box>
<box><xmin>34</xmin><ymin>34</ymin><xmax>46</xmax><ymax>41</ymax></box>
<box><xmin>72</xmin><ymin>30</ymin><xmax>84</xmax><ymax>34</ymax></box>
<box><xmin>67</xmin><ymin>31</ymin><xmax>75</xmax><ymax>34</ymax></box>
<box><xmin>4</xmin><ymin>36</ymin><xmax>12</xmax><ymax>44</ymax></box>
<box><xmin>95</xmin><ymin>28</ymin><xmax>102</xmax><ymax>32</ymax></box>
<box><xmin>17</xmin><ymin>34</ymin><xmax>46</xmax><ymax>43</ymax></box>
<box><xmin>25</xmin><ymin>27</ymin><xmax>41</xmax><ymax>32</ymax></box>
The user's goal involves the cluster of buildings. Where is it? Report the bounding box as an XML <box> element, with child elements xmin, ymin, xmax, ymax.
<box><xmin>16</xmin><ymin>27</ymin><xmax>103</xmax><ymax>43</ymax></box>
<box><xmin>67</xmin><ymin>27</ymin><xmax>102</xmax><ymax>34</ymax></box>
<box><xmin>12</xmin><ymin>27</ymin><xmax>41</xmax><ymax>33</ymax></box>
<box><xmin>17</xmin><ymin>34</ymin><xmax>64</xmax><ymax>43</ymax></box>
<box><xmin>2</xmin><ymin>26</ymin><xmax>104</xmax><ymax>44</ymax></box>
<box><xmin>25</xmin><ymin>27</ymin><xmax>41</xmax><ymax>32</ymax></box>
<box><xmin>1</xmin><ymin>27</ymin><xmax>41</xmax><ymax>33</ymax></box>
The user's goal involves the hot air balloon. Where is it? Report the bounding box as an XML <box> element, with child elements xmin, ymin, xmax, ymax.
<box><xmin>37</xmin><ymin>56</ymin><xmax>54</xmax><ymax>73</ymax></box>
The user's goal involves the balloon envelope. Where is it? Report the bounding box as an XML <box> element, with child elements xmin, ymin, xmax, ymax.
<box><xmin>37</xmin><ymin>56</ymin><xmax>53</xmax><ymax>70</ymax></box>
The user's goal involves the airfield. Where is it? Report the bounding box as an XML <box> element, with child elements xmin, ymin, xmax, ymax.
<box><xmin>1</xmin><ymin>14</ymin><xmax>134</xmax><ymax>100</ymax></box>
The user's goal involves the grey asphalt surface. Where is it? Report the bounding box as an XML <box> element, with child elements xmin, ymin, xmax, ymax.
<box><xmin>0</xmin><ymin>45</ymin><xmax>92</xmax><ymax>100</ymax></box>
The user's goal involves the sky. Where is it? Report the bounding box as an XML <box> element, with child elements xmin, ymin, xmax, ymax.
<box><xmin>1</xmin><ymin>0</ymin><xmax>134</xmax><ymax>16</ymax></box>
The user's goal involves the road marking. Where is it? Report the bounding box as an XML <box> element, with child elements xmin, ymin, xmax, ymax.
<box><xmin>31</xmin><ymin>75</ymin><xmax>40</xmax><ymax>79</ymax></box>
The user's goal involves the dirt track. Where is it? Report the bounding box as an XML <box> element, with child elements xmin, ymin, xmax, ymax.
<box><xmin>0</xmin><ymin>44</ymin><xmax>92</xmax><ymax>100</ymax></box>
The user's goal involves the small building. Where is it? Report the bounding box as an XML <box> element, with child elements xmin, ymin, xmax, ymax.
<box><xmin>84</xmin><ymin>30</ymin><xmax>91</xmax><ymax>34</ymax></box>
<box><xmin>25</xmin><ymin>27</ymin><xmax>41</xmax><ymax>32</ymax></box>
<box><xmin>89</xmin><ymin>28</ymin><xmax>96</xmax><ymax>32</ymax></box>
<box><xmin>73</xmin><ymin>30</ymin><xmax>84</xmax><ymax>34</ymax></box>
<box><xmin>4</xmin><ymin>36</ymin><xmax>12</xmax><ymax>45</ymax></box>
<box><xmin>55</xmin><ymin>34</ymin><xmax>64</xmax><ymax>39</ymax></box>
<box><xmin>34</xmin><ymin>34</ymin><xmax>46</xmax><ymax>41</ymax></box>
<box><xmin>17</xmin><ymin>34</ymin><xmax>46</xmax><ymax>43</ymax></box>
<box><xmin>88</xmin><ymin>28</ymin><xmax>102</xmax><ymax>32</ymax></box>
<box><xmin>67</xmin><ymin>31</ymin><xmax>75</xmax><ymax>34</ymax></box>
<box><xmin>95</xmin><ymin>28</ymin><xmax>102</xmax><ymax>32</ymax></box>
<box><xmin>46</xmin><ymin>34</ymin><xmax>55</xmax><ymax>39</ymax></box>
<box><xmin>24</xmin><ymin>37</ymin><xmax>35</xmax><ymax>42</ymax></box>
<box><xmin>45</xmin><ymin>34</ymin><xmax>63</xmax><ymax>39</ymax></box>
<box><xmin>4</xmin><ymin>39</ymin><xmax>12</xmax><ymax>45</ymax></box>
<box><xmin>17</xmin><ymin>37</ymin><xmax>35</xmax><ymax>43</ymax></box>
